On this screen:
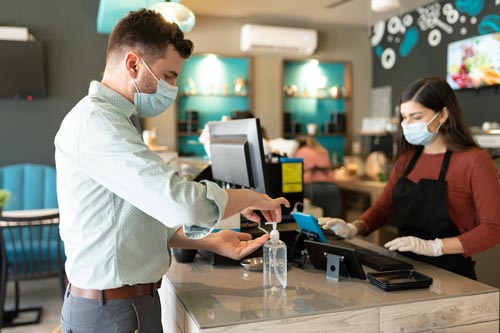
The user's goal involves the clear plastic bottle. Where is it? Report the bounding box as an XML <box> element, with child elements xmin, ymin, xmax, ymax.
<box><xmin>263</xmin><ymin>222</ymin><xmax>287</xmax><ymax>291</ymax></box>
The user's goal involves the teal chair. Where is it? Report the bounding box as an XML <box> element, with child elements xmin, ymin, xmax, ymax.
<box><xmin>0</xmin><ymin>164</ymin><xmax>65</xmax><ymax>328</ymax></box>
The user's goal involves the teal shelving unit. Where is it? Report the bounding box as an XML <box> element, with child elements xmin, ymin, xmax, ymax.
<box><xmin>176</xmin><ymin>55</ymin><xmax>252</xmax><ymax>157</ymax></box>
<box><xmin>282</xmin><ymin>60</ymin><xmax>351</xmax><ymax>164</ymax></box>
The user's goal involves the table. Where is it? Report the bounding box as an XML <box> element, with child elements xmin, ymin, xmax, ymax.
<box><xmin>159</xmin><ymin>238</ymin><xmax>499</xmax><ymax>333</ymax></box>
<box><xmin>333</xmin><ymin>178</ymin><xmax>391</xmax><ymax>244</ymax></box>
<box><xmin>1</xmin><ymin>208</ymin><xmax>59</xmax><ymax>218</ymax></box>
<box><xmin>333</xmin><ymin>177</ymin><xmax>386</xmax><ymax>205</ymax></box>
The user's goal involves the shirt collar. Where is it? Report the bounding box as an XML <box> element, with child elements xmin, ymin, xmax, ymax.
<box><xmin>88</xmin><ymin>81</ymin><xmax>137</xmax><ymax>118</ymax></box>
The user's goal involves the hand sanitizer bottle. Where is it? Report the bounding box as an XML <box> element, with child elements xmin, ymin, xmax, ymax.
<box><xmin>263</xmin><ymin>222</ymin><xmax>287</xmax><ymax>291</ymax></box>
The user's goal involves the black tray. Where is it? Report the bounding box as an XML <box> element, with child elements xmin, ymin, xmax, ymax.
<box><xmin>367</xmin><ymin>269</ymin><xmax>433</xmax><ymax>291</ymax></box>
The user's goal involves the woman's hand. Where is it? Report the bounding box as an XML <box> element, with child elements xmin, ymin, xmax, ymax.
<box><xmin>385</xmin><ymin>236</ymin><xmax>443</xmax><ymax>257</ymax></box>
<box><xmin>318</xmin><ymin>217</ymin><xmax>358</xmax><ymax>239</ymax></box>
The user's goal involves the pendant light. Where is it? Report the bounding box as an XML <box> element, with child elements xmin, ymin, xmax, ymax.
<box><xmin>371</xmin><ymin>0</ymin><xmax>400</xmax><ymax>12</ymax></box>
<box><xmin>149</xmin><ymin>1</ymin><xmax>196</xmax><ymax>33</ymax></box>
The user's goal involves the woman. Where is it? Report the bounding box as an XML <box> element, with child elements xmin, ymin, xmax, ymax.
<box><xmin>295</xmin><ymin>135</ymin><xmax>335</xmax><ymax>184</ymax></box>
<box><xmin>319</xmin><ymin>77</ymin><xmax>500</xmax><ymax>279</ymax></box>
<box><xmin>295</xmin><ymin>135</ymin><xmax>341</xmax><ymax>217</ymax></box>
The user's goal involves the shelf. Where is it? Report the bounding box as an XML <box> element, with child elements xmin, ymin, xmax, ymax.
<box><xmin>470</xmin><ymin>127</ymin><xmax>500</xmax><ymax>135</ymax></box>
<box><xmin>284</xmin><ymin>132</ymin><xmax>345</xmax><ymax>137</ymax></box>
<box><xmin>359</xmin><ymin>131</ymin><xmax>392</xmax><ymax>136</ymax></box>
<box><xmin>179</xmin><ymin>93</ymin><xmax>249</xmax><ymax>97</ymax></box>
<box><xmin>282</xmin><ymin>59</ymin><xmax>351</xmax><ymax>163</ymax></box>
<box><xmin>176</xmin><ymin>54</ymin><xmax>252</xmax><ymax>157</ymax></box>
<box><xmin>283</xmin><ymin>95</ymin><xmax>350</xmax><ymax>100</ymax></box>
<box><xmin>178</xmin><ymin>132</ymin><xmax>201</xmax><ymax>137</ymax></box>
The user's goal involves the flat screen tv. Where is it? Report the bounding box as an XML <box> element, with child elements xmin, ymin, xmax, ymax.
<box><xmin>446</xmin><ymin>32</ymin><xmax>500</xmax><ymax>90</ymax></box>
<box><xmin>0</xmin><ymin>40</ymin><xmax>47</xmax><ymax>98</ymax></box>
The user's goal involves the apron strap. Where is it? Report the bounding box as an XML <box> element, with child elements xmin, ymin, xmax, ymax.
<box><xmin>403</xmin><ymin>147</ymin><xmax>424</xmax><ymax>176</ymax></box>
<box><xmin>438</xmin><ymin>149</ymin><xmax>452</xmax><ymax>181</ymax></box>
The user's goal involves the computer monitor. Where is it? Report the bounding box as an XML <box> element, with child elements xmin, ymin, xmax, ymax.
<box><xmin>209</xmin><ymin>118</ymin><xmax>269</xmax><ymax>194</ymax></box>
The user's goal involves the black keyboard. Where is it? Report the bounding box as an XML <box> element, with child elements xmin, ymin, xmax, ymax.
<box><xmin>331</xmin><ymin>241</ymin><xmax>414</xmax><ymax>271</ymax></box>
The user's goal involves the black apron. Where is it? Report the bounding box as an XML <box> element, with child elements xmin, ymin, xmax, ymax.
<box><xmin>393</xmin><ymin>147</ymin><xmax>477</xmax><ymax>280</ymax></box>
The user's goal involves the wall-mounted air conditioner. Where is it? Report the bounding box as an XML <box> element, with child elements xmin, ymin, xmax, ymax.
<box><xmin>240</xmin><ymin>24</ymin><xmax>317</xmax><ymax>56</ymax></box>
<box><xmin>0</xmin><ymin>26</ymin><xmax>29</xmax><ymax>41</ymax></box>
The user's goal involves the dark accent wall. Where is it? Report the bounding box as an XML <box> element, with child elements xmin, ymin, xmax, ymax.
<box><xmin>0</xmin><ymin>0</ymin><xmax>108</xmax><ymax>166</ymax></box>
<box><xmin>372</xmin><ymin>0</ymin><xmax>500</xmax><ymax>126</ymax></box>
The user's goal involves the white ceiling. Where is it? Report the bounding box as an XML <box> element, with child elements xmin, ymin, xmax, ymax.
<box><xmin>181</xmin><ymin>0</ymin><xmax>436</xmax><ymax>27</ymax></box>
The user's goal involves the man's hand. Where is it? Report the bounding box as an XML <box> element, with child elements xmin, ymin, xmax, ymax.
<box><xmin>204</xmin><ymin>230</ymin><xmax>269</xmax><ymax>260</ymax></box>
<box><xmin>317</xmin><ymin>217</ymin><xmax>358</xmax><ymax>239</ymax></box>
<box><xmin>384</xmin><ymin>236</ymin><xmax>443</xmax><ymax>257</ymax></box>
<box><xmin>240</xmin><ymin>194</ymin><xmax>290</xmax><ymax>223</ymax></box>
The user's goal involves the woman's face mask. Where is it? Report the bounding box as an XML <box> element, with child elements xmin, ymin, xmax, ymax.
<box><xmin>401</xmin><ymin>111</ymin><xmax>442</xmax><ymax>146</ymax></box>
<box><xmin>133</xmin><ymin>58</ymin><xmax>178</xmax><ymax>118</ymax></box>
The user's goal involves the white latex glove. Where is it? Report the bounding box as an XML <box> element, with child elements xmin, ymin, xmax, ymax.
<box><xmin>317</xmin><ymin>217</ymin><xmax>358</xmax><ymax>239</ymax></box>
<box><xmin>384</xmin><ymin>236</ymin><xmax>443</xmax><ymax>257</ymax></box>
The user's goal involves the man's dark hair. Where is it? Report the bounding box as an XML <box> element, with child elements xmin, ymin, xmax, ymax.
<box><xmin>107</xmin><ymin>8</ymin><xmax>193</xmax><ymax>63</ymax></box>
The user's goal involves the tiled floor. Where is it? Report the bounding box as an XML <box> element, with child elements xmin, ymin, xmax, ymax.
<box><xmin>3</xmin><ymin>278</ymin><xmax>62</xmax><ymax>333</ymax></box>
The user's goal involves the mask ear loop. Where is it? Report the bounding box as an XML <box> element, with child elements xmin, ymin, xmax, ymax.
<box><xmin>132</xmin><ymin>80</ymin><xmax>141</xmax><ymax>94</ymax></box>
<box><xmin>140</xmin><ymin>57</ymin><xmax>160</xmax><ymax>82</ymax></box>
<box><xmin>428</xmin><ymin>111</ymin><xmax>442</xmax><ymax>134</ymax></box>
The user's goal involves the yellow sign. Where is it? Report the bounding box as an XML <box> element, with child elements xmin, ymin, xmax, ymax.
<box><xmin>281</xmin><ymin>162</ymin><xmax>303</xmax><ymax>193</ymax></box>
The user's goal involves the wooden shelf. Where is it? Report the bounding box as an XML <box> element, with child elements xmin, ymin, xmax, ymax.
<box><xmin>175</xmin><ymin>54</ymin><xmax>252</xmax><ymax>157</ymax></box>
<box><xmin>359</xmin><ymin>131</ymin><xmax>391</xmax><ymax>136</ymax></box>
<box><xmin>177</xmin><ymin>132</ymin><xmax>201</xmax><ymax>137</ymax></box>
<box><xmin>282</xmin><ymin>59</ymin><xmax>352</xmax><ymax>162</ymax></box>
<box><xmin>283</xmin><ymin>95</ymin><xmax>350</xmax><ymax>100</ymax></box>
<box><xmin>284</xmin><ymin>132</ymin><xmax>345</xmax><ymax>137</ymax></box>
<box><xmin>178</xmin><ymin>93</ymin><xmax>249</xmax><ymax>97</ymax></box>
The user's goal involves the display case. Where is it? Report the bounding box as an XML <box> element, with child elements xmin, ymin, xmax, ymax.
<box><xmin>282</xmin><ymin>60</ymin><xmax>351</xmax><ymax>164</ymax></box>
<box><xmin>176</xmin><ymin>54</ymin><xmax>252</xmax><ymax>157</ymax></box>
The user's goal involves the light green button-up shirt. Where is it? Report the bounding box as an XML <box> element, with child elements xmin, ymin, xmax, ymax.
<box><xmin>55</xmin><ymin>81</ymin><xmax>227</xmax><ymax>289</ymax></box>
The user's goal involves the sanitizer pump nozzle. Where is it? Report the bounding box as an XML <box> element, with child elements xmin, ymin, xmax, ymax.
<box><xmin>267</xmin><ymin>222</ymin><xmax>279</xmax><ymax>244</ymax></box>
<box><xmin>263</xmin><ymin>222</ymin><xmax>287</xmax><ymax>290</ymax></box>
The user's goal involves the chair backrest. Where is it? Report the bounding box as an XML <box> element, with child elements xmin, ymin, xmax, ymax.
<box><xmin>1</xmin><ymin>214</ymin><xmax>63</xmax><ymax>279</ymax></box>
<box><xmin>0</xmin><ymin>164</ymin><xmax>58</xmax><ymax>211</ymax></box>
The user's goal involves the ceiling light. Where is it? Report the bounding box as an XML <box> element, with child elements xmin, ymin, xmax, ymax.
<box><xmin>371</xmin><ymin>0</ymin><xmax>400</xmax><ymax>12</ymax></box>
<box><xmin>149</xmin><ymin>1</ymin><xmax>196</xmax><ymax>33</ymax></box>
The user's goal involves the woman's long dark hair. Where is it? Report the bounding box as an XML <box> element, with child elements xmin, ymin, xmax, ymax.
<box><xmin>395</xmin><ymin>77</ymin><xmax>479</xmax><ymax>159</ymax></box>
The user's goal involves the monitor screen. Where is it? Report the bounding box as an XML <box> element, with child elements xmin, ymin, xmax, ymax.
<box><xmin>0</xmin><ymin>40</ymin><xmax>46</xmax><ymax>98</ymax></box>
<box><xmin>209</xmin><ymin>138</ymin><xmax>254</xmax><ymax>188</ymax></box>
<box><xmin>209</xmin><ymin>118</ymin><xmax>268</xmax><ymax>194</ymax></box>
<box><xmin>446</xmin><ymin>32</ymin><xmax>500</xmax><ymax>90</ymax></box>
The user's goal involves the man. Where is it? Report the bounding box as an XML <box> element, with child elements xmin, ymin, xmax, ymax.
<box><xmin>55</xmin><ymin>9</ymin><xmax>289</xmax><ymax>332</ymax></box>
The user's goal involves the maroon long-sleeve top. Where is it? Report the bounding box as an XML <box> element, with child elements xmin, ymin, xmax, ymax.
<box><xmin>360</xmin><ymin>148</ymin><xmax>500</xmax><ymax>257</ymax></box>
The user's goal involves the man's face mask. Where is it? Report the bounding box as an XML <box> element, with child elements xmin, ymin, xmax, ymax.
<box><xmin>401</xmin><ymin>111</ymin><xmax>442</xmax><ymax>146</ymax></box>
<box><xmin>133</xmin><ymin>58</ymin><xmax>178</xmax><ymax>118</ymax></box>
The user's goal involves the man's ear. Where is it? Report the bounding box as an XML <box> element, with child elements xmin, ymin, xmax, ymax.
<box><xmin>125</xmin><ymin>52</ymin><xmax>140</xmax><ymax>78</ymax></box>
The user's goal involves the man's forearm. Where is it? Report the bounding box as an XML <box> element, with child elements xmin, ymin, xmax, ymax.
<box><xmin>222</xmin><ymin>189</ymin><xmax>256</xmax><ymax>219</ymax></box>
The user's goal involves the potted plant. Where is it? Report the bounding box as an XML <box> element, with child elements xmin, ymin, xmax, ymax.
<box><xmin>0</xmin><ymin>189</ymin><xmax>11</xmax><ymax>216</ymax></box>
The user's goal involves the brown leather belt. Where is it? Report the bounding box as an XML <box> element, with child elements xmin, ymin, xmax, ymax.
<box><xmin>70</xmin><ymin>279</ymin><xmax>162</xmax><ymax>300</ymax></box>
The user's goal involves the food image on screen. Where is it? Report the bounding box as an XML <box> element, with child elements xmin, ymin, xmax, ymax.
<box><xmin>447</xmin><ymin>32</ymin><xmax>500</xmax><ymax>90</ymax></box>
